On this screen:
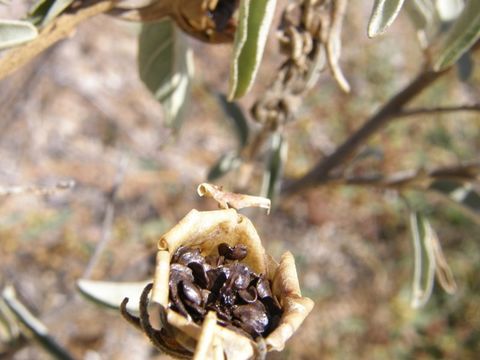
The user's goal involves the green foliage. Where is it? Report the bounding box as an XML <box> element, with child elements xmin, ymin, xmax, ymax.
<box><xmin>138</xmin><ymin>20</ymin><xmax>193</xmax><ymax>129</ymax></box>
<box><xmin>0</xmin><ymin>20</ymin><xmax>38</xmax><ymax>50</ymax></box>
<box><xmin>77</xmin><ymin>279</ymin><xmax>149</xmax><ymax>313</ymax></box>
<box><xmin>207</xmin><ymin>151</ymin><xmax>242</xmax><ymax>181</ymax></box>
<box><xmin>261</xmin><ymin>133</ymin><xmax>288</xmax><ymax>204</ymax></box>
<box><xmin>433</xmin><ymin>0</ymin><xmax>480</xmax><ymax>71</ymax></box>
<box><xmin>216</xmin><ymin>94</ymin><xmax>250</xmax><ymax>148</ymax></box>
<box><xmin>228</xmin><ymin>0</ymin><xmax>277</xmax><ymax>99</ymax></box>
<box><xmin>429</xmin><ymin>180</ymin><xmax>480</xmax><ymax>223</ymax></box>
<box><xmin>1</xmin><ymin>287</ymin><xmax>74</xmax><ymax>360</ymax></box>
<box><xmin>368</xmin><ymin>0</ymin><xmax>406</xmax><ymax>38</ymax></box>
<box><xmin>28</xmin><ymin>0</ymin><xmax>74</xmax><ymax>26</ymax></box>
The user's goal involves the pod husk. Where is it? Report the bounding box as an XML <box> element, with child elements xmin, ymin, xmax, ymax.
<box><xmin>150</xmin><ymin>209</ymin><xmax>314</xmax><ymax>359</ymax></box>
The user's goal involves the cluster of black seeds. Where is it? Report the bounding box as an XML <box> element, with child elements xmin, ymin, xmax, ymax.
<box><xmin>169</xmin><ymin>243</ymin><xmax>282</xmax><ymax>339</ymax></box>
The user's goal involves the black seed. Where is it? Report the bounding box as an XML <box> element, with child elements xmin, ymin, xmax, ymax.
<box><xmin>188</xmin><ymin>262</ymin><xmax>210</xmax><ymax>289</ymax></box>
<box><xmin>230</xmin><ymin>263</ymin><xmax>251</xmax><ymax>290</ymax></box>
<box><xmin>232</xmin><ymin>302</ymin><xmax>269</xmax><ymax>335</ymax></box>
<box><xmin>169</xmin><ymin>243</ymin><xmax>282</xmax><ymax>338</ymax></box>
<box><xmin>180</xmin><ymin>281</ymin><xmax>202</xmax><ymax>306</ymax></box>
<box><xmin>173</xmin><ymin>246</ymin><xmax>205</xmax><ymax>266</ymax></box>
<box><xmin>238</xmin><ymin>287</ymin><xmax>257</xmax><ymax>303</ymax></box>
<box><xmin>219</xmin><ymin>286</ymin><xmax>236</xmax><ymax>307</ymax></box>
<box><xmin>218</xmin><ymin>243</ymin><xmax>248</xmax><ymax>260</ymax></box>
<box><xmin>256</xmin><ymin>276</ymin><xmax>272</xmax><ymax>299</ymax></box>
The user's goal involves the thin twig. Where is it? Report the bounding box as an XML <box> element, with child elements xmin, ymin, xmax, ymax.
<box><xmin>0</xmin><ymin>0</ymin><xmax>116</xmax><ymax>80</ymax></box>
<box><xmin>397</xmin><ymin>104</ymin><xmax>480</xmax><ymax>118</ymax></box>
<box><xmin>0</xmin><ymin>180</ymin><xmax>75</xmax><ymax>197</ymax></box>
<box><xmin>282</xmin><ymin>68</ymin><xmax>451</xmax><ymax>195</ymax></box>
<box><xmin>82</xmin><ymin>157</ymin><xmax>127</xmax><ymax>279</ymax></box>
<box><xmin>327</xmin><ymin>161</ymin><xmax>480</xmax><ymax>189</ymax></box>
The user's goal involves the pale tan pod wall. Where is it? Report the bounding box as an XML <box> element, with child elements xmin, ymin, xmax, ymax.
<box><xmin>153</xmin><ymin>209</ymin><xmax>314</xmax><ymax>359</ymax></box>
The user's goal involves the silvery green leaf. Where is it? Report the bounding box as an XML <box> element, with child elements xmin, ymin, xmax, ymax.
<box><xmin>261</xmin><ymin>132</ymin><xmax>288</xmax><ymax>204</ymax></box>
<box><xmin>409</xmin><ymin>213</ymin><xmax>456</xmax><ymax>308</ymax></box>
<box><xmin>228</xmin><ymin>0</ymin><xmax>277</xmax><ymax>100</ymax></box>
<box><xmin>429</xmin><ymin>179</ymin><xmax>480</xmax><ymax>223</ymax></box>
<box><xmin>41</xmin><ymin>0</ymin><xmax>75</xmax><ymax>26</ymax></box>
<box><xmin>207</xmin><ymin>151</ymin><xmax>242</xmax><ymax>181</ymax></box>
<box><xmin>29</xmin><ymin>0</ymin><xmax>55</xmax><ymax>25</ymax></box>
<box><xmin>433</xmin><ymin>0</ymin><xmax>480</xmax><ymax>71</ymax></box>
<box><xmin>77</xmin><ymin>279</ymin><xmax>150</xmax><ymax>314</ymax></box>
<box><xmin>0</xmin><ymin>298</ymin><xmax>20</xmax><ymax>344</ymax></box>
<box><xmin>216</xmin><ymin>94</ymin><xmax>249</xmax><ymax>147</ymax></box>
<box><xmin>0</xmin><ymin>20</ymin><xmax>38</xmax><ymax>50</ymax></box>
<box><xmin>1</xmin><ymin>286</ymin><xmax>74</xmax><ymax>360</ymax></box>
<box><xmin>368</xmin><ymin>0</ymin><xmax>406</xmax><ymax>38</ymax></box>
<box><xmin>435</xmin><ymin>0</ymin><xmax>464</xmax><ymax>21</ymax></box>
<box><xmin>405</xmin><ymin>0</ymin><xmax>437</xmax><ymax>31</ymax></box>
<box><xmin>409</xmin><ymin>213</ymin><xmax>436</xmax><ymax>308</ymax></box>
<box><xmin>138</xmin><ymin>20</ymin><xmax>194</xmax><ymax>129</ymax></box>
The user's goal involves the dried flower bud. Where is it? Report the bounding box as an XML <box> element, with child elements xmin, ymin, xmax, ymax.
<box><xmin>122</xmin><ymin>208</ymin><xmax>313</xmax><ymax>359</ymax></box>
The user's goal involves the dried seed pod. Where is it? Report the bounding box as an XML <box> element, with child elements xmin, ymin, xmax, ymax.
<box><xmin>122</xmin><ymin>209</ymin><xmax>313</xmax><ymax>359</ymax></box>
<box><xmin>110</xmin><ymin>0</ymin><xmax>238</xmax><ymax>43</ymax></box>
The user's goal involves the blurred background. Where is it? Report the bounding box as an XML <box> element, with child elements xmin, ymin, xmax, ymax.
<box><xmin>0</xmin><ymin>1</ymin><xmax>479</xmax><ymax>359</ymax></box>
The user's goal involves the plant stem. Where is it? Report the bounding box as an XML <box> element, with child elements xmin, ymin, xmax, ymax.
<box><xmin>0</xmin><ymin>0</ymin><xmax>116</xmax><ymax>80</ymax></box>
<box><xmin>282</xmin><ymin>68</ymin><xmax>450</xmax><ymax>195</ymax></box>
<box><xmin>396</xmin><ymin>104</ymin><xmax>480</xmax><ymax>117</ymax></box>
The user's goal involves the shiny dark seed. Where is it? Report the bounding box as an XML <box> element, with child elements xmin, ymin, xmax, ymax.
<box><xmin>238</xmin><ymin>287</ymin><xmax>257</xmax><ymax>303</ymax></box>
<box><xmin>256</xmin><ymin>276</ymin><xmax>272</xmax><ymax>299</ymax></box>
<box><xmin>232</xmin><ymin>303</ymin><xmax>269</xmax><ymax>335</ymax></box>
<box><xmin>220</xmin><ymin>286</ymin><xmax>236</xmax><ymax>307</ymax></box>
<box><xmin>189</xmin><ymin>262</ymin><xmax>210</xmax><ymax>289</ymax></box>
<box><xmin>231</xmin><ymin>263</ymin><xmax>251</xmax><ymax>290</ymax></box>
<box><xmin>180</xmin><ymin>281</ymin><xmax>202</xmax><ymax>306</ymax></box>
<box><xmin>173</xmin><ymin>246</ymin><xmax>205</xmax><ymax>266</ymax></box>
<box><xmin>169</xmin><ymin>245</ymin><xmax>282</xmax><ymax>338</ymax></box>
<box><xmin>218</xmin><ymin>243</ymin><xmax>248</xmax><ymax>260</ymax></box>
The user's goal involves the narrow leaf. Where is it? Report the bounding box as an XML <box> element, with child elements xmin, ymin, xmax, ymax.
<box><xmin>409</xmin><ymin>213</ymin><xmax>457</xmax><ymax>308</ymax></box>
<box><xmin>77</xmin><ymin>279</ymin><xmax>149</xmax><ymax>313</ymax></box>
<box><xmin>430</xmin><ymin>232</ymin><xmax>457</xmax><ymax>295</ymax></box>
<box><xmin>429</xmin><ymin>180</ymin><xmax>480</xmax><ymax>223</ymax></box>
<box><xmin>0</xmin><ymin>20</ymin><xmax>38</xmax><ymax>50</ymax></box>
<box><xmin>28</xmin><ymin>0</ymin><xmax>56</xmax><ymax>25</ymax></box>
<box><xmin>1</xmin><ymin>286</ymin><xmax>74</xmax><ymax>360</ymax></box>
<box><xmin>368</xmin><ymin>0</ymin><xmax>406</xmax><ymax>38</ymax></box>
<box><xmin>216</xmin><ymin>94</ymin><xmax>249</xmax><ymax>147</ymax></box>
<box><xmin>228</xmin><ymin>0</ymin><xmax>277</xmax><ymax>99</ymax></box>
<box><xmin>261</xmin><ymin>132</ymin><xmax>288</xmax><ymax>204</ymax></box>
<box><xmin>404</xmin><ymin>0</ymin><xmax>437</xmax><ymax>37</ymax></box>
<box><xmin>207</xmin><ymin>151</ymin><xmax>241</xmax><ymax>181</ymax></box>
<box><xmin>0</xmin><ymin>298</ymin><xmax>20</xmax><ymax>343</ymax></box>
<box><xmin>433</xmin><ymin>0</ymin><xmax>480</xmax><ymax>71</ymax></box>
<box><xmin>409</xmin><ymin>213</ymin><xmax>436</xmax><ymax>308</ymax></box>
<box><xmin>41</xmin><ymin>0</ymin><xmax>75</xmax><ymax>26</ymax></box>
<box><xmin>138</xmin><ymin>20</ymin><xmax>194</xmax><ymax>129</ymax></box>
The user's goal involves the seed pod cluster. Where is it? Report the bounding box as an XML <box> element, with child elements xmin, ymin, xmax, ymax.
<box><xmin>169</xmin><ymin>243</ymin><xmax>282</xmax><ymax>339</ymax></box>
